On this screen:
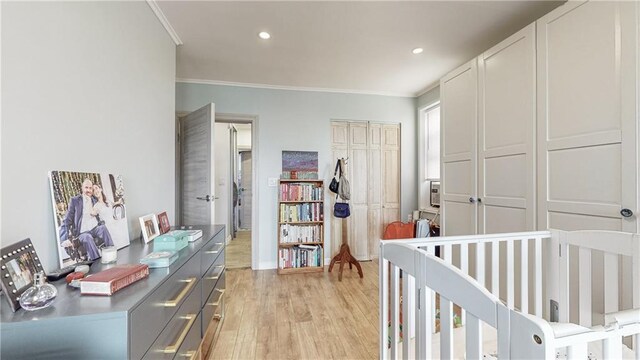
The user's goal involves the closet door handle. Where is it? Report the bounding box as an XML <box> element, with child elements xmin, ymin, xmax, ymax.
<box><xmin>469</xmin><ymin>197</ymin><xmax>476</xmax><ymax>204</ymax></box>
<box><xmin>620</xmin><ymin>208</ymin><xmax>634</xmax><ymax>218</ymax></box>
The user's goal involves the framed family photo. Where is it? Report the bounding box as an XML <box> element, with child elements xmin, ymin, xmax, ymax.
<box><xmin>0</xmin><ymin>239</ymin><xmax>45</xmax><ymax>312</ymax></box>
<box><xmin>139</xmin><ymin>214</ymin><xmax>160</xmax><ymax>243</ymax></box>
<box><xmin>157</xmin><ymin>211</ymin><xmax>170</xmax><ymax>234</ymax></box>
<box><xmin>49</xmin><ymin>171</ymin><xmax>130</xmax><ymax>268</ymax></box>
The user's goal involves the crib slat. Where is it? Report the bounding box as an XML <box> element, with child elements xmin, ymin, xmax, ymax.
<box><xmin>465</xmin><ymin>313</ymin><xmax>482</xmax><ymax>360</ymax></box>
<box><xmin>603</xmin><ymin>336</ymin><xmax>622</xmax><ymax>359</ymax></box>
<box><xmin>380</xmin><ymin>256</ymin><xmax>389</xmax><ymax>360</ymax></box>
<box><xmin>440</xmin><ymin>296</ymin><xmax>454</xmax><ymax>359</ymax></box>
<box><xmin>579</xmin><ymin>247</ymin><xmax>592</xmax><ymax>327</ymax></box>
<box><xmin>534</xmin><ymin>237</ymin><xmax>542</xmax><ymax>317</ymax></box>
<box><xmin>604</xmin><ymin>253</ymin><xmax>619</xmax><ymax>316</ymax></box>
<box><xmin>476</xmin><ymin>242</ymin><xmax>486</xmax><ymax>288</ymax></box>
<box><xmin>492</xmin><ymin>241</ymin><xmax>499</xmax><ymax>297</ymax></box>
<box><xmin>444</xmin><ymin>244</ymin><xmax>452</xmax><ymax>264</ymax></box>
<box><xmin>559</xmin><ymin>241</ymin><xmax>570</xmax><ymax>323</ymax></box>
<box><xmin>507</xmin><ymin>240</ymin><xmax>515</xmax><ymax>309</ymax></box>
<box><xmin>402</xmin><ymin>274</ymin><xmax>410</xmax><ymax>360</ymax></box>
<box><xmin>391</xmin><ymin>264</ymin><xmax>400</xmax><ymax>360</ymax></box>
<box><xmin>567</xmin><ymin>343</ymin><xmax>588</xmax><ymax>359</ymax></box>
<box><xmin>425</xmin><ymin>246</ymin><xmax>438</xmax><ymax>335</ymax></box>
<box><xmin>461</xmin><ymin>244</ymin><xmax>468</xmax><ymax>325</ymax></box>
<box><xmin>521</xmin><ymin>238</ymin><xmax>529</xmax><ymax>314</ymax></box>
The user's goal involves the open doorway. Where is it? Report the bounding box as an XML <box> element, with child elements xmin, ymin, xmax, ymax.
<box><xmin>214</xmin><ymin>120</ymin><xmax>253</xmax><ymax>269</ymax></box>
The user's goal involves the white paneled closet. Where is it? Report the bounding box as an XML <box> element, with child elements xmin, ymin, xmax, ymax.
<box><xmin>441</xmin><ymin>23</ymin><xmax>536</xmax><ymax>237</ymax></box>
<box><xmin>330</xmin><ymin>121</ymin><xmax>400</xmax><ymax>260</ymax></box>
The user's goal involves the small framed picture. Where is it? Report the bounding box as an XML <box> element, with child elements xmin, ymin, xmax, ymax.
<box><xmin>157</xmin><ymin>211</ymin><xmax>170</xmax><ymax>234</ymax></box>
<box><xmin>139</xmin><ymin>214</ymin><xmax>160</xmax><ymax>243</ymax></box>
<box><xmin>0</xmin><ymin>239</ymin><xmax>45</xmax><ymax>312</ymax></box>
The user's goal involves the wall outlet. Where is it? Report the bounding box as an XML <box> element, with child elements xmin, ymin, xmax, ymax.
<box><xmin>268</xmin><ymin>177</ymin><xmax>278</xmax><ymax>187</ymax></box>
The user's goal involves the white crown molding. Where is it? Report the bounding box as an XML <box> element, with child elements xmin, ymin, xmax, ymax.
<box><xmin>415</xmin><ymin>81</ymin><xmax>440</xmax><ymax>98</ymax></box>
<box><xmin>146</xmin><ymin>0</ymin><xmax>183</xmax><ymax>46</ymax></box>
<box><xmin>176</xmin><ymin>78</ymin><xmax>416</xmax><ymax>98</ymax></box>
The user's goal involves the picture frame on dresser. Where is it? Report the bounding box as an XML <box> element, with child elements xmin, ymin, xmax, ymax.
<box><xmin>0</xmin><ymin>238</ymin><xmax>45</xmax><ymax>312</ymax></box>
<box><xmin>139</xmin><ymin>214</ymin><xmax>160</xmax><ymax>243</ymax></box>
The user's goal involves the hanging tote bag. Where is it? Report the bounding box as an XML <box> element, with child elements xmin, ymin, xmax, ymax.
<box><xmin>329</xmin><ymin>160</ymin><xmax>340</xmax><ymax>194</ymax></box>
<box><xmin>337</xmin><ymin>159</ymin><xmax>350</xmax><ymax>201</ymax></box>
<box><xmin>333</xmin><ymin>202</ymin><xmax>350</xmax><ymax>218</ymax></box>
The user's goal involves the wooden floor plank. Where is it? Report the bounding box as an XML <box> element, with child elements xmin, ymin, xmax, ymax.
<box><xmin>209</xmin><ymin>261</ymin><xmax>379</xmax><ymax>359</ymax></box>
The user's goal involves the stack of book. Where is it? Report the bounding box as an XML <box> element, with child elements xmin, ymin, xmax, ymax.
<box><xmin>279</xmin><ymin>224</ymin><xmax>322</xmax><ymax>243</ymax></box>
<box><xmin>139</xmin><ymin>251</ymin><xmax>179</xmax><ymax>268</ymax></box>
<box><xmin>278</xmin><ymin>244</ymin><xmax>322</xmax><ymax>269</ymax></box>
<box><xmin>279</xmin><ymin>203</ymin><xmax>323</xmax><ymax>222</ymax></box>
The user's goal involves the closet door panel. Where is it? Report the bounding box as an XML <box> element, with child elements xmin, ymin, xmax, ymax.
<box><xmin>537</xmin><ymin>1</ymin><xmax>638</xmax><ymax>233</ymax></box>
<box><xmin>332</xmin><ymin>122</ymin><xmax>349</xmax><ymax>147</ymax></box>
<box><xmin>441</xmin><ymin>59</ymin><xmax>478</xmax><ymax>236</ymax></box>
<box><xmin>330</xmin><ymin>121</ymin><xmax>349</xmax><ymax>258</ymax></box>
<box><xmin>349</xmin><ymin>128</ymin><xmax>369</xmax><ymax>260</ymax></box>
<box><xmin>368</xmin><ymin>124</ymin><xmax>382</xmax><ymax>258</ymax></box>
<box><xmin>382</xmin><ymin>148</ymin><xmax>400</xmax><ymax>226</ymax></box>
<box><xmin>478</xmin><ymin>23</ymin><xmax>536</xmax><ymax>234</ymax></box>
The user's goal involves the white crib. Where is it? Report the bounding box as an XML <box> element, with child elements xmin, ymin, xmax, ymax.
<box><xmin>379</xmin><ymin>230</ymin><xmax>640</xmax><ymax>359</ymax></box>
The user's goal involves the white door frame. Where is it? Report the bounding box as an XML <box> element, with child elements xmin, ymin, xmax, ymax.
<box><xmin>215</xmin><ymin>113</ymin><xmax>259</xmax><ymax>270</ymax></box>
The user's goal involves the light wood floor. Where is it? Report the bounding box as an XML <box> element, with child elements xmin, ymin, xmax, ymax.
<box><xmin>209</xmin><ymin>260</ymin><xmax>380</xmax><ymax>359</ymax></box>
<box><xmin>226</xmin><ymin>230</ymin><xmax>251</xmax><ymax>269</ymax></box>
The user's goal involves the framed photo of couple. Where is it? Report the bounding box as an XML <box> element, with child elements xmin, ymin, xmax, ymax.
<box><xmin>0</xmin><ymin>238</ymin><xmax>45</xmax><ymax>311</ymax></box>
<box><xmin>49</xmin><ymin>171</ymin><xmax>130</xmax><ymax>268</ymax></box>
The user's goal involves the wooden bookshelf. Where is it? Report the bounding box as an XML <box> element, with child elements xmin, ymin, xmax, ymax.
<box><xmin>277</xmin><ymin>179</ymin><xmax>324</xmax><ymax>274</ymax></box>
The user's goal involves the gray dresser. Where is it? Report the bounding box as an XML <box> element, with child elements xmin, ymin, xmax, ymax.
<box><xmin>0</xmin><ymin>225</ymin><xmax>226</xmax><ymax>360</ymax></box>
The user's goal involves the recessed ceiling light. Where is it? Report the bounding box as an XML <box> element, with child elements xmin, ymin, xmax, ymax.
<box><xmin>412</xmin><ymin>47</ymin><xmax>424</xmax><ymax>55</ymax></box>
<box><xmin>258</xmin><ymin>31</ymin><xmax>271</xmax><ymax>40</ymax></box>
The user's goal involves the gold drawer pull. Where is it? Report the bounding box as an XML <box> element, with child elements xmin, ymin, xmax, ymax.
<box><xmin>207</xmin><ymin>289</ymin><xmax>226</xmax><ymax>307</ymax></box>
<box><xmin>162</xmin><ymin>278</ymin><xmax>196</xmax><ymax>307</ymax></box>
<box><xmin>206</xmin><ymin>265</ymin><xmax>225</xmax><ymax>280</ymax></box>
<box><xmin>162</xmin><ymin>314</ymin><xmax>197</xmax><ymax>354</ymax></box>
<box><xmin>179</xmin><ymin>350</ymin><xmax>197</xmax><ymax>360</ymax></box>
<box><xmin>205</xmin><ymin>244</ymin><xmax>223</xmax><ymax>254</ymax></box>
<box><xmin>213</xmin><ymin>312</ymin><xmax>222</xmax><ymax>321</ymax></box>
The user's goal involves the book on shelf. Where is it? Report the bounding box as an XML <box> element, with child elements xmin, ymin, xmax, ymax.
<box><xmin>80</xmin><ymin>264</ymin><xmax>149</xmax><ymax>296</ymax></box>
<box><xmin>278</xmin><ymin>245</ymin><xmax>322</xmax><ymax>269</ymax></box>
<box><xmin>279</xmin><ymin>182</ymin><xmax>323</xmax><ymax>202</ymax></box>
<box><xmin>279</xmin><ymin>203</ymin><xmax>323</xmax><ymax>222</ymax></box>
<box><xmin>279</xmin><ymin>224</ymin><xmax>322</xmax><ymax>243</ymax></box>
<box><xmin>140</xmin><ymin>251</ymin><xmax>179</xmax><ymax>268</ymax></box>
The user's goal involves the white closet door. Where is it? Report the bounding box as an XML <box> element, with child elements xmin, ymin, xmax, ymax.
<box><xmin>382</xmin><ymin>124</ymin><xmax>401</xmax><ymax>226</ymax></box>
<box><xmin>368</xmin><ymin>123</ymin><xmax>383</xmax><ymax>258</ymax></box>
<box><xmin>330</xmin><ymin>121</ymin><xmax>349</xmax><ymax>258</ymax></box>
<box><xmin>441</xmin><ymin>59</ymin><xmax>478</xmax><ymax>236</ymax></box>
<box><xmin>349</xmin><ymin>122</ymin><xmax>370</xmax><ymax>260</ymax></box>
<box><xmin>537</xmin><ymin>1</ymin><xmax>638</xmax><ymax>233</ymax></box>
<box><xmin>478</xmin><ymin>23</ymin><xmax>536</xmax><ymax>234</ymax></box>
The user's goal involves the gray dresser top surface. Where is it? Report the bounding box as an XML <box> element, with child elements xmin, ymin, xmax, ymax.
<box><xmin>0</xmin><ymin>225</ymin><xmax>224</xmax><ymax>323</ymax></box>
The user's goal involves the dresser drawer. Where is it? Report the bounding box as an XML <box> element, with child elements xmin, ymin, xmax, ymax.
<box><xmin>131</xmin><ymin>254</ymin><xmax>201</xmax><ymax>360</ymax></box>
<box><xmin>142</xmin><ymin>281</ymin><xmax>201</xmax><ymax>360</ymax></box>
<box><xmin>201</xmin><ymin>283</ymin><xmax>225</xmax><ymax>360</ymax></box>
<box><xmin>201</xmin><ymin>232</ymin><xmax>225</xmax><ymax>274</ymax></box>
<box><xmin>202</xmin><ymin>252</ymin><xmax>225</xmax><ymax>303</ymax></box>
<box><xmin>175</xmin><ymin>313</ymin><xmax>202</xmax><ymax>360</ymax></box>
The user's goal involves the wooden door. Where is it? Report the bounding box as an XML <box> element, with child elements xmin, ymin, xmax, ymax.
<box><xmin>368</xmin><ymin>123</ymin><xmax>383</xmax><ymax>258</ymax></box>
<box><xmin>440</xmin><ymin>59</ymin><xmax>478</xmax><ymax>236</ymax></box>
<box><xmin>180</xmin><ymin>103</ymin><xmax>216</xmax><ymax>225</ymax></box>
<box><xmin>382</xmin><ymin>124</ymin><xmax>401</xmax><ymax>226</ymax></box>
<box><xmin>330</xmin><ymin>121</ymin><xmax>349</xmax><ymax>257</ymax></box>
<box><xmin>348</xmin><ymin>123</ymin><xmax>369</xmax><ymax>260</ymax></box>
<box><xmin>239</xmin><ymin>151</ymin><xmax>252</xmax><ymax>229</ymax></box>
<box><xmin>537</xmin><ymin>1</ymin><xmax>638</xmax><ymax>233</ymax></box>
<box><xmin>478</xmin><ymin>23</ymin><xmax>536</xmax><ymax>234</ymax></box>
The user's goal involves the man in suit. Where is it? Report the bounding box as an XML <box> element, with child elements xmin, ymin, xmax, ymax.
<box><xmin>60</xmin><ymin>178</ymin><xmax>114</xmax><ymax>261</ymax></box>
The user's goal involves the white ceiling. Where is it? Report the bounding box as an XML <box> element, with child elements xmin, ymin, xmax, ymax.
<box><xmin>158</xmin><ymin>1</ymin><xmax>562</xmax><ymax>97</ymax></box>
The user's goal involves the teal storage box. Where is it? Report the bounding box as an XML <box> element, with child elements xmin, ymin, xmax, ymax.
<box><xmin>153</xmin><ymin>230</ymin><xmax>188</xmax><ymax>251</ymax></box>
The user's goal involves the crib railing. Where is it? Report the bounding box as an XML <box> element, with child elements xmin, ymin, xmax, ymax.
<box><xmin>380</xmin><ymin>229</ymin><xmax>640</xmax><ymax>359</ymax></box>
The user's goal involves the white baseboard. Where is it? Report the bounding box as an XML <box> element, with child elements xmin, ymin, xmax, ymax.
<box><xmin>258</xmin><ymin>261</ymin><xmax>277</xmax><ymax>270</ymax></box>
<box><xmin>226</xmin><ymin>235</ymin><xmax>232</xmax><ymax>245</ymax></box>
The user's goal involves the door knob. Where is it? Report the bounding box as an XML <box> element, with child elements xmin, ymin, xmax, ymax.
<box><xmin>469</xmin><ymin>197</ymin><xmax>476</xmax><ymax>203</ymax></box>
<box><xmin>620</xmin><ymin>208</ymin><xmax>634</xmax><ymax>218</ymax></box>
<box><xmin>196</xmin><ymin>195</ymin><xmax>216</xmax><ymax>202</ymax></box>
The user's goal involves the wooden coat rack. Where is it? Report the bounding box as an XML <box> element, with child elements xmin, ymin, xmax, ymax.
<box><xmin>328</xmin><ymin>158</ymin><xmax>363</xmax><ymax>281</ymax></box>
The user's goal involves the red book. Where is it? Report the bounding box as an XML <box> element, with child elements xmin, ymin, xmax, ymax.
<box><xmin>80</xmin><ymin>264</ymin><xmax>149</xmax><ymax>296</ymax></box>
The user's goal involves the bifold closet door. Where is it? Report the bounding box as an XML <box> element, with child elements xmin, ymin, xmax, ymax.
<box><xmin>368</xmin><ymin>123</ymin><xmax>383</xmax><ymax>258</ymax></box>
<box><xmin>440</xmin><ymin>59</ymin><xmax>478</xmax><ymax>236</ymax></box>
<box><xmin>478</xmin><ymin>23</ymin><xmax>536</xmax><ymax>234</ymax></box>
<box><xmin>381</xmin><ymin>124</ymin><xmax>401</xmax><ymax>227</ymax></box>
<box><xmin>349</xmin><ymin>123</ymin><xmax>370</xmax><ymax>261</ymax></box>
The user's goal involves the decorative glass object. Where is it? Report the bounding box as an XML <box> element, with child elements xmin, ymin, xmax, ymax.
<box><xmin>18</xmin><ymin>271</ymin><xmax>57</xmax><ymax>311</ymax></box>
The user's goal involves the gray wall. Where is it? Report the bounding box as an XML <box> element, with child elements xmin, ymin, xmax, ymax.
<box><xmin>1</xmin><ymin>2</ymin><xmax>176</xmax><ymax>270</ymax></box>
<box><xmin>417</xmin><ymin>85</ymin><xmax>440</xmax><ymax>109</ymax></box>
<box><xmin>177</xmin><ymin>83</ymin><xmax>417</xmax><ymax>269</ymax></box>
